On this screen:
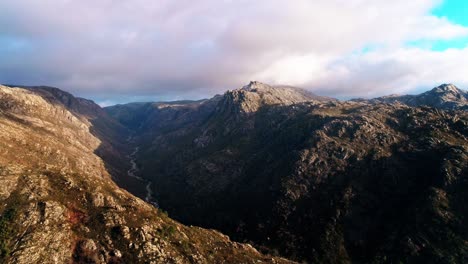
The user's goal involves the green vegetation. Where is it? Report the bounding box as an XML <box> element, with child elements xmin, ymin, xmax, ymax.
<box><xmin>0</xmin><ymin>207</ymin><xmax>17</xmax><ymax>260</ymax></box>
<box><xmin>160</xmin><ymin>225</ymin><xmax>176</xmax><ymax>238</ymax></box>
<box><xmin>158</xmin><ymin>209</ymin><xmax>169</xmax><ymax>218</ymax></box>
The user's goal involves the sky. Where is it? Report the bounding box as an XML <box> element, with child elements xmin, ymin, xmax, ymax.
<box><xmin>1</xmin><ymin>0</ymin><xmax>468</xmax><ymax>105</ymax></box>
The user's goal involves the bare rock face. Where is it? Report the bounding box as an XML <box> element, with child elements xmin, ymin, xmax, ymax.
<box><xmin>0</xmin><ymin>85</ymin><xmax>293</xmax><ymax>264</ymax></box>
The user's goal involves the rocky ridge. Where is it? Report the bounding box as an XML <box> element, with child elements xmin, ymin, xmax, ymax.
<box><xmin>366</xmin><ymin>83</ymin><xmax>468</xmax><ymax>110</ymax></box>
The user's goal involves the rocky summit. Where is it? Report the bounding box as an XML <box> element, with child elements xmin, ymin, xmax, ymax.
<box><xmin>0</xmin><ymin>81</ymin><xmax>467</xmax><ymax>264</ymax></box>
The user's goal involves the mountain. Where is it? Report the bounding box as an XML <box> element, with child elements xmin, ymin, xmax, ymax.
<box><xmin>365</xmin><ymin>84</ymin><xmax>468</xmax><ymax>110</ymax></box>
<box><xmin>2</xmin><ymin>80</ymin><xmax>467</xmax><ymax>263</ymax></box>
<box><xmin>106</xmin><ymin>81</ymin><xmax>334</xmax><ymax>132</ymax></box>
<box><xmin>219</xmin><ymin>81</ymin><xmax>335</xmax><ymax>113</ymax></box>
<box><xmin>107</xmin><ymin>82</ymin><xmax>468</xmax><ymax>263</ymax></box>
<box><xmin>0</xmin><ymin>85</ymin><xmax>292</xmax><ymax>264</ymax></box>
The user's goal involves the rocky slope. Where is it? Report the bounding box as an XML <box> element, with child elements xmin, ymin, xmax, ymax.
<box><xmin>107</xmin><ymin>82</ymin><xmax>468</xmax><ymax>263</ymax></box>
<box><xmin>364</xmin><ymin>83</ymin><xmax>468</xmax><ymax>110</ymax></box>
<box><xmin>0</xmin><ymin>85</ymin><xmax>292</xmax><ymax>264</ymax></box>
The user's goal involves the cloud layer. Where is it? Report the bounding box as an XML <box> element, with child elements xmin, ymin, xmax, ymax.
<box><xmin>1</xmin><ymin>0</ymin><xmax>468</xmax><ymax>102</ymax></box>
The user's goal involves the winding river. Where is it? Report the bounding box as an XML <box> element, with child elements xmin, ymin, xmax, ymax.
<box><xmin>127</xmin><ymin>138</ymin><xmax>159</xmax><ymax>207</ymax></box>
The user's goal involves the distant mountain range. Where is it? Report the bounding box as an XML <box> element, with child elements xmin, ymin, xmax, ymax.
<box><xmin>1</xmin><ymin>81</ymin><xmax>467</xmax><ymax>263</ymax></box>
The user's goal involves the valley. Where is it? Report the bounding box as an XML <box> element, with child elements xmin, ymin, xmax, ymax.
<box><xmin>0</xmin><ymin>82</ymin><xmax>467</xmax><ymax>263</ymax></box>
<box><xmin>127</xmin><ymin>145</ymin><xmax>158</xmax><ymax>207</ymax></box>
<box><xmin>3</xmin><ymin>1</ymin><xmax>467</xmax><ymax>263</ymax></box>
<box><xmin>0</xmin><ymin>84</ymin><xmax>292</xmax><ymax>264</ymax></box>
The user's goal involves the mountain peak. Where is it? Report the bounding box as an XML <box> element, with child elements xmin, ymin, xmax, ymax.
<box><xmin>422</xmin><ymin>83</ymin><xmax>468</xmax><ymax>108</ymax></box>
<box><xmin>241</xmin><ymin>81</ymin><xmax>269</xmax><ymax>91</ymax></box>
<box><xmin>370</xmin><ymin>83</ymin><xmax>467</xmax><ymax>110</ymax></box>
<box><xmin>221</xmin><ymin>81</ymin><xmax>334</xmax><ymax>113</ymax></box>
<box><xmin>432</xmin><ymin>83</ymin><xmax>463</xmax><ymax>94</ymax></box>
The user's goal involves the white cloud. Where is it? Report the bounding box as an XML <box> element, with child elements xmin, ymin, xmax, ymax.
<box><xmin>0</xmin><ymin>0</ymin><xmax>467</xmax><ymax>100</ymax></box>
<box><xmin>303</xmin><ymin>47</ymin><xmax>468</xmax><ymax>97</ymax></box>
